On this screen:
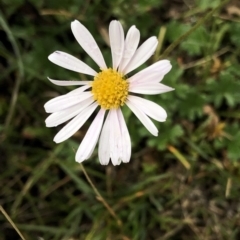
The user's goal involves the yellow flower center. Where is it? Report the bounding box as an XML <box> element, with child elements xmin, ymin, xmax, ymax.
<box><xmin>91</xmin><ymin>68</ymin><xmax>129</xmax><ymax>109</ymax></box>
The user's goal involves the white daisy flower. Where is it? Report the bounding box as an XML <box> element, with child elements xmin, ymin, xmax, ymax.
<box><xmin>44</xmin><ymin>20</ymin><xmax>173</xmax><ymax>166</ymax></box>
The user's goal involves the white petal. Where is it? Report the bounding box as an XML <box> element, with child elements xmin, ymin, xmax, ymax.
<box><xmin>123</xmin><ymin>36</ymin><xmax>158</xmax><ymax>74</ymax></box>
<box><xmin>109</xmin><ymin>109</ymin><xmax>122</xmax><ymax>166</ymax></box>
<box><xmin>45</xmin><ymin>98</ymin><xmax>94</xmax><ymax>127</ymax></box>
<box><xmin>129</xmin><ymin>60</ymin><xmax>172</xmax><ymax>84</ymax></box>
<box><xmin>127</xmin><ymin>95</ymin><xmax>167</xmax><ymax>122</ymax></box>
<box><xmin>66</xmin><ymin>85</ymin><xmax>91</xmax><ymax>95</ymax></box>
<box><xmin>48</xmin><ymin>51</ymin><xmax>97</xmax><ymax>76</ymax></box>
<box><xmin>149</xmin><ymin>60</ymin><xmax>172</xmax><ymax>75</ymax></box>
<box><xmin>128</xmin><ymin>71</ymin><xmax>164</xmax><ymax>85</ymax></box>
<box><xmin>126</xmin><ymin>99</ymin><xmax>158</xmax><ymax>136</ymax></box>
<box><xmin>117</xmin><ymin>109</ymin><xmax>131</xmax><ymax>163</ymax></box>
<box><xmin>44</xmin><ymin>92</ymin><xmax>92</xmax><ymax>113</ymax></box>
<box><xmin>129</xmin><ymin>60</ymin><xmax>172</xmax><ymax>83</ymax></box>
<box><xmin>109</xmin><ymin>20</ymin><xmax>124</xmax><ymax>70</ymax></box>
<box><xmin>118</xmin><ymin>25</ymin><xmax>140</xmax><ymax>72</ymax></box>
<box><xmin>71</xmin><ymin>20</ymin><xmax>107</xmax><ymax>70</ymax></box>
<box><xmin>76</xmin><ymin>108</ymin><xmax>106</xmax><ymax>162</ymax></box>
<box><xmin>99</xmin><ymin>112</ymin><xmax>111</xmax><ymax>165</ymax></box>
<box><xmin>48</xmin><ymin>77</ymin><xmax>92</xmax><ymax>86</ymax></box>
<box><xmin>53</xmin><ymin>102</ymin><xmax>98</xmax><ymax>143</ymax></box>
<box><xmin>129</xmin><ymin>82</ymin><xmax>174</xmax><ymax>95</ymax></box>
<box><xmin>99</xmin><ymin>109</ymin><xmax>131</xmax><ymax>165</ymax></box>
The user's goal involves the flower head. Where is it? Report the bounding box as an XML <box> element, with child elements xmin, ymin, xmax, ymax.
<box><xmin>44</xmin><ymin>20</ymin><xmax>173</xmax><ymax>165</ymax></box>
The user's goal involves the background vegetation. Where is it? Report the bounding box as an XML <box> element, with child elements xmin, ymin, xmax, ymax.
<box><xmin>1</xmin><ymin>0</ymin><xmax>240</xmax><ymax>239</ymax></box>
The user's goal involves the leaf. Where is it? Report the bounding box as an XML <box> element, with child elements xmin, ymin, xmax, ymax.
<box><xmin>148</xmin><ymin>123</ymin><xmax>184</xmax><ymax>150</ymax></box>
<box><xmin>177</xmin><ymin>89</ymin><xmax>207</xmax><ymax>120</ymax></box>
<box><xmin>207</xmin><ymin>69</ymin><xmax>240</xmax><ymax>107</ymax></box>
<box><xmin>215</xmin><ymin>123</ymin><xmax>240</xmax><ymax>161</ymax></box>
<box><xmin>181</xmin><ymin>26</ymin><xmax>209</xmax><ymax>56</ymax></box>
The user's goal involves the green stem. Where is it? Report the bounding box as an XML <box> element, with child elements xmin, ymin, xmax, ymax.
<box><xmin>159</xmin><ymin>0</ymin><xmax>230</xmax><ymax>59</ymax></box>
<box><xmin>0</xmin><ymin>11</ymin><xmax>24</xmax><ymax>139</ymax></box>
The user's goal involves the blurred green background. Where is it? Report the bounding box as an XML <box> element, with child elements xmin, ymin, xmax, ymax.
<box><xmin>1</xmin><ymin>0</ymin><xmax>240</xmax><ymax>239</ymax></box>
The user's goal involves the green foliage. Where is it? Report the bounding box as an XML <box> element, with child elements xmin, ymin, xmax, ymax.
<box><xmin>229</xmin><ymin>23</ymin><xmax>240</xmax><ymax>47</ymax></box>
<box><xmin>197</xmin><ymin>0</ymin><xmax>221</xmax><ymax>10</ymax></box>
<box><xmin>148</xmin><ymin>123</ymin><xmax>184</xmax><ymax>150</ymax></box>
<box><xmin>214</xmin><ymin>123</ymin><xmax>240</xmax><ymax>161</ymax></box>
<box><xmin>166</xmin><ymin>21</ymin><xmax>191</xmax><ymax>44</ymax></box>
<box><xmin>207</xmin><ymin>69</ymin><xmax>240</xmax><ymax>107</ymax></box>
<box><xmin>181</xmin><ymin>26</ymin><xmax>209</xmax><ymax>56</ymax></box>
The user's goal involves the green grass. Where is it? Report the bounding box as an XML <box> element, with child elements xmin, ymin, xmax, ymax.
<box><xmin>1</xmin><ymin>0</ymin><xmax>240</xmax><ymax>239</ymax></box>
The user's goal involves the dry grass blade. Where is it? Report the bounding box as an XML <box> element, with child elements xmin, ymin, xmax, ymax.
<box><xmin>0</xmin><ymin>205</ymin><xmax>26</xmax><ymax>240</ymax></box>
<box><xmin>80</xmin><ymin>163</ymin><xmax>123</xmax><ymax>227</ymax></box>
<box><xmin>168</xmin><ymin>145</ymin><xmax>191</xmax><ymax>169</ymax></box>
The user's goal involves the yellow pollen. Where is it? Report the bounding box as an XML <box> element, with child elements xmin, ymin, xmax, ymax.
<box><xmin>91</xmin><ymin>68</ymin><xmax>129</xmax><ymax>109</ymax></box>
